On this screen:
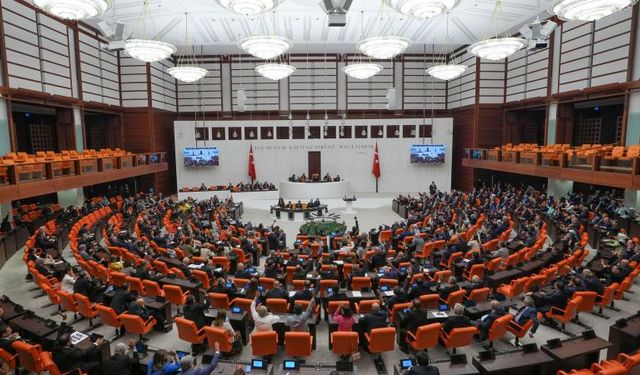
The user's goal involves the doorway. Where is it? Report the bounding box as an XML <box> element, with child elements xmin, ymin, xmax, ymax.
<box><xmin>308</xmin><ymin>151</ymin><xmax>321</xmax><ymax>178</ymax></box>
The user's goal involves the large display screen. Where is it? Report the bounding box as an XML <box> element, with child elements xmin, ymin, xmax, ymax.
<box><xmin>183</xmin><ymin>147</ymin><xmax>219</xmax><ymax>167</ymax></box>
<box><xmin>410</xmin><ymin>144</ymin><xmax>445</xmax><ymax>164</ymax></box>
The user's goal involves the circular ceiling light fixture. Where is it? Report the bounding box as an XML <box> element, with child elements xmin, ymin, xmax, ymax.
<box><xmin>468</xmin><ymin>37</ymin><xmax>527</xmax><ymax>60</ymax></box>
<box><xmin>548</xmin><ymin>0</ymin><xmax>637</xmax><ymax>22</ymax></box>
<box><xmin>358</xmin><ymin>36</ymin><xmax>411</xmax><ymax>59</ymax></box>
<box><xmin>240</xmin><ymin>35</ymin><xmax>293</xmax><ymax>60</ymax></box>
<box><xmin>167</xmin><ymin>13</ymin><xmax>208</xmax><ymax>83</ymax></box>
<box><xmin>342</xmin><ymin>63</ymin><xmax>384</xmax><ymax>80</ymax></box>
<box><xmin>384</xmin><ymin>0</ymin><xmax>457</xmax><ymax>19</ymax></box>
<box><xmin>426</xmin><ymin>64</ymin><xmax>467</xmax><ymax>80</ymax></box>
<box><xmin>255</xmin><ymin>63</ymin><xmax>296</xmax><ymax>80</ymax></box>
<box><xmin>125</xmin><ymin>39</ymin><xmax>177</xmax><ymax>63</ymax></box>
<box><xmin>168</xmin><ymin>66</ymin><xmax>208</xmax><ymax>83</ymax></box>
<box><xmin>34</xmin><ymin>0</ymin><xmax>110</xmax><ymax>20</ymax></box>
<box><xmin>217</xmin><ymin>0</ymin><xmax>284</xmax><ymax>15</ymax></box>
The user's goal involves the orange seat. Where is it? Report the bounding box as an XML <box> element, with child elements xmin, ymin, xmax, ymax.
<box><xmin>119</xmin><ymin>313</ymin><xmax>157</xmax><ymax>340</ymax></box>
<box><xmin>0</xmin><ymin>348</ymin><xmax>17</xmax><ymax>370</ymax></box>
<box><xmin>231</xmin><ymin>298</ymin><xmax>253</xmax><ymax>313</ymax></box>
<box><xmin>74</xmin><ymin>293</ymin><xmax>98</xmax><ymax>327</ymax></box>
<box><xmin>142</xmin><ymin>280</ymin><xmax>165</xmax><ymax>298</ymax></box>
<box><xmin>464</xmin><ymin>264</ymin><xmax>485</xmax><ymax>281</ymax></box>
<box><xmin>390</xmin><ymin>302</ymin><xmax>412</xmax><ymax>323</ymax></box>
<box><xmin>440</xmin><ymin>326</ymin><xmax>478</xmax><ymax>354</ymax></box>
<box><xmin>191</xmin><ymin>270</ymin><xmax>211</xmax><ymax>289</ymax></box>
<box><xmin>41</xmin><ymin>350</ymin><xmax>88</xmax><ymax>375</ymax></box>
<box><xmin>596</xmin><ymin>283</ymin><xmax>618</xmax><ymax>317</ymax></box>
<box><xmin>250</xmin><ymin>331</ymin><xmax>278</xmax><ymax>356</ymax></box>
<box><xmin>465</xmin><ymin>288</ymin><xmax>489</xmax><ymax>304</ymax></box>
<box><xmin>546</xmin><ymin>296</ymin><xmax>582</xmax><ymax>332</ymax></box>
<box><xmin>416</xmin><ymin>242</ymin><xmax>434</xmax><ymax>260</ymax></box>
<box><xmin>573</xmin><ymin>291</ymin><xmax>597</xmax><ymax>316</ymax></box>
<box><xmin>507</xmin><ymin>314</ymin><xmax>537</xmax><ymax>346</ymax></box>
<box><xmin>175</xmin><ymin>317</ymin><xmax>206</xmax><ymax>345</ymax></box>
<box><xmin>162</xmin><ymin>285</ymin><xmax>190</xmax><ymax>313</ymax></box>
<box><xmin>351</xmin><ymin>277</ymin><xmax>372</xmax><ymax>291</ymax></box>
<box><xmin>125</xmin><ymin>276</ymin><xmax>145</xmax><ymax>295</ymax></box>
<box><xmin>95</xmin><ymin>304</ymin><xmax>122</xmax><ymax>337</ymax></box>
<box><xmin>56</xmin><ymin>290</ymin><xmax>79</xmax><ymax>319</ymax></box>
<box><xmin>110</xmin><ymin>272</ymin><xmax>127</xmax><ymax>286</ymax></box>
<box><xmin>331</xmin><ymin>331</ymin><xmax>359</xmax><ymax>356</ymax></box>
<box><xmin>365</xmin><ymin>327</ymin><xmax>396</xmax><ymax>355</ymax></box>
<box><xmin>487</xmin><ymin>314</ymin><xmax>513</xmax><ymax>348</ymax></box>
<box><xmin>440</xmin><ymin>252</ymin><xmax>463</xmax><ymax>270</ymax></box>
<box><xmin>208</xmin><ymin>292</ymin><xmax>231</xmax><ymax>309</ymax></box>
<box><xmin>356</xmin><ymin>300</ymin><xmax>378</xmax><ymax>314</ymax></box>
<box><xmin>406</xmin><ymin>323</ymin><xmax>441</xmax><ymax>351</ymax></box>
<box><xmin>266</xmin><ymin>298</ymin><xmax>289</xmax><ymax>314</ymax></box>
<box><xmin>419</xmin><ymin>294</ymin><xmax>440</xmax><ymax>309</ymax></box>
<box><xmin>497</xmin><ymin>277</ymin><xmax>528</xmax><ymax>299</ymax></box>
<box><xmin>327</xmin><ymin>300</ymin><xmax>349</xmax><ymax>315</ymax></box>
<box><xmin>592</xmin><ymin>352</ymin><xmax>640</xmax><ymax>375</ymax></box>
<box><xmin>11</xmin><ymin>341</ymin><xmax>46</xmax><ymax>373</ymax></box>
<box><xmin>441</xmin><ymin>290</ymin><xmax>466</xmax><ymax>307</ymax></box>
<box><xmin>259</xmin><ymin>277</ymin><xmax>276</xmax><ymax>291</ymax></box>
<box><xmin>203</xmin><ymin>326</ymin><xmax>234</xmax><ymax>353</ymax></box>
<box><xmin>285</xmin><ymin>331</ymin><xmax>313</xmax><ymax>357</ymax></box>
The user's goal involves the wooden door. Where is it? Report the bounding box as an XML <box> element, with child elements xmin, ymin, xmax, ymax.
<box><xmin>308</xmin><ymin>151</ymin><xmax>321</xmax><ymax>178</ymax></box>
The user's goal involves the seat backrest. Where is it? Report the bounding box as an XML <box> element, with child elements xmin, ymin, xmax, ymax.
<box><xmin>285</xmin><ymin>332</ymin><xmax>312</xmax><ymax>356</ymax></box>
<box><xmin>163</xmin><ymin>285</ymin><xmax>186</xmax><ymax>304</ymax></box>
<box><xmin>119</xmin><ymin>313</ymin><xmax>144</xmax><ymax>332</ymax></box>
<box><xmin>142</xmin><ymin>280</ymin><xmax>163</xmax><ymax>297</ymax></box>
<box><xmin>40</xmin><ymin>350</ymin><xmax>63</xmax><ymax>375</ymax></box>
<box><xmin>351</xmin><ymin>277</ymin><xmax>372</xmax><ymax>291</ymax></box>
<box><xmin>368</xmin><ymin>327</ymin><xmax>396</xmax><ymax>353</ymax></box>
<box><xmin>469</xmin><ymin>264</ymin><xmax>484</xmax><ymax>279</ymax></box>
<box><xmin>191</xmin><ymin>270</ymin><xmax>210</xmax><ymax>289</ymax></box>
<box><xmin>390</xmin><ymin>302</ymin><xmax>412</xmax><ymax>323</ymax></box>
<box><xmin>488</xmin><ymin>314</ymin><xmax>513</xmax><ymax>341</ymax></box>
<box><xmin>95</xmin><ymin>304</ymin><xmax>121</xmax><ymax>326</ymax></box>
<box><xmin>175</xmin><ymin>317</ymin><xmax>201</xmax><ymax>342</ymax></box>
<box><xmin>356</xmin><ymin>299</ymin><xmax>377</xmax><ymax>314</ymax></box>
<box><xmin>328</xmin><ymin>300</ymin><xmax>349</xmax><ymax>314</ymax></box>
<box><xmin>419</xmin><ymin>294</ymin><xmax>440</xmax><ymax>309</ymax></box>
<box><xmin>446</xmin><ymin>290</ymin><xmax>466</xmax><ymax>306</ymax></box>
<box><xmin>259</xmin><ymin>277</ymin><xmax>276</xmax><ymax>291</ymax></box>
<box><xmin>250</xmin><ymin>331</ymin><xmax>278</xmax><ymax>356</ymax></box>
<box><xmin>56</xmin><ymin>290</ymin><xmax>77</xmax><ymax>312</ymax></box>
<box><xmin>565</xmin><ymin>297</ymin><xmax>582</xmax><ymax>319</ymax></box>
<box><xmin>203</xmin><ymin>326</ymin><xmax>233</xmax><ymax>353</ymax></box>
<box><xmin>445</xmin><ymin>327</ymin><xmax>478</xmax><ymax>347</ymax></box>
<box><xmin>414</xmin><ymin>323</ymin><xmax>441</xmax><ymax>349</ymax></box>
<box><xmin>331</xmin><ymin>331</ymin><xmax>359</xmax><ymax>355</ymax></box>
<box><xmin>74</xmin><ymin>293</ymin><xmax>95</xmax><ymax>317</ymax></box>
<box><xmin>468</xmin><ymin>287</ymin><xmax>491</xmax><ymax>303</ymax></box>
<box><xmin>600</xmin><ymin>282</ymin><xmax>618</xmax><ymax>305</ymax></box>
<box><xmin>573</xmin><ymin>291</ymin><xmax>597</xmax><ymax>312</ymax></box>
<box><xmin>11</xmin><ymin>341</ymin><xmax>44</xmax><ymax>373</ymax></box>
<box><xmin>208</xmin><ymin>292</ymin><xmax>230</xmax><ymax>309</ymax></box>
<box><xmin>125</xmin><ymin>276</ymin><xmax>145</xmax><ymax>294</ymax></box>
<box><xmin>266</xmin><ymin>298</ymin><xmax>289</xmax><ymax>313</ymax></box>
<box><xmin>231</xmin><ymin>298</ymin><xmax>253</xmax><ymax>312</ymax></box>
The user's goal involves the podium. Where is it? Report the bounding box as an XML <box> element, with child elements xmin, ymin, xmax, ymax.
<box><xmin>342</xmin><ymin>196</ymin><xmax>357</xmax><ymax>214</ymax></box>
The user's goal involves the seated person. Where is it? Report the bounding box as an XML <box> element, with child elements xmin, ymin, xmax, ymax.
<box><xmin>511</xmin><ymin>296</ymin><xmax>539</xmax><ymax>338</ymax></box>
<box><xmin>0</xmin><ymin>323</ymin><xmax>20</xmax><ymax>354</ymax></box>
<box><xmin>475</xmin><ymin>300</ymin><xmax>506</xmax><ymax>341</ymax></box>
<box><xmin>334</xmin><ymin>175</ymin><xmax>341</xmax><ymax>181</ymax></box>
<box><xmin>357</xmin><ymin>302</ymin><xmax>388</xmax><ymax>345</ymax></box>
<box><xmin>323</xmin><ymin>173</ymin><xmax>332</xmax><ymax>182</ymax></box>
<box><xmin>442</xmin><ymin>303</ymin><xmax>472</xmax><ymax>334</ymax></box>
<box><xmin>127</xmin><ymin>297</ymin><xmax>151</xmax><ymax>321</ymax></box>
<box><xmin>53</xmin><ymin>331</ymin><xmax>105</xmax><ymax>374</ymax></box>
<box><xmin>399</xmin><ymin>299</ymin><xmax>431</xmax><ymax>352</ymax></box>
<box><xmin>404</xmin><ymin>351</ymin><xmax>439</xmax><ymax>375</ymax></box>
<box><xmin>438</xmin><ymin>276</ymin><xmax>461</xmax><ymax>300</ymax></box>
<box><xmin>295</xmin><ymin>200</ymin><xmax>303</xmax><ymax>209</ymax></box>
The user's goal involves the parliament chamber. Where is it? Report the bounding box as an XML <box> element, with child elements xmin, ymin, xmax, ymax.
<box><xmin>2</xmin><ymin>0</ymin><xmax>640</xmax><ymax>375</ymax></box>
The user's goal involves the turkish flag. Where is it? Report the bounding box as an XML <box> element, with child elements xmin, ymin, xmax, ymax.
<box><xmin>372</xmin><ymin>143</ymin><xmax>381</xmax><ymax>179</ymax></box>
<box><xmin>248</xmin><ymin>144</ymin><xmax>256</xmax><ymax>181</ymax></box>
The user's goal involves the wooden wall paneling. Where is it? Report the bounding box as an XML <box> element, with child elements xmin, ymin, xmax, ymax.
<box><xmin>2</xmin><ymin>0</ymin><xmax>43</xmax><ymax>92</ymax></box>
<box><xmin>176</xmin><ymin>57</ymin><xmax>222</xmax><ymax>113</ymax></box>
<box><xmin>289</xmin><ymin>56</ymin><xmax>338</xmax><ymax>111</ymax></box>
<box><xmin>151</xmin><ymin>108</ymin><xmax>176</xmax><ymax>194</ymax></box>
<box><xmin>56</xmin><ymin>107</ymin><xmax>74</xmax><ymax>150</ymax></box>
<box><xmin>122</xmin><ymin>109</ymin><xmax>153</xmax><ymax>153</ymax></box>
<box><xmin>476</xmin><ymin>106</ymin><xmax>505</xmax><ymax>148</ymax></box>
<box><xmin>556</xmin><ymin>102</ymin><xmax>575</xmax><ymax>144</ymax></box>
<box><xmin>452</xmin><ymin>108</ymin><xmax>475</xmax><ymax>191</ymax></box>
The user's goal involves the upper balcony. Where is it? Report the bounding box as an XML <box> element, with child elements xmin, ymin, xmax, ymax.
<box><xmin>463</xmin><ymin>144</ymin><xmax>640</xmax><ymax>189</ymax></box>
<box><xmin>0</xmin><ymin>149</ymin><xmax>167</xmax><ymax>202</ymax></box>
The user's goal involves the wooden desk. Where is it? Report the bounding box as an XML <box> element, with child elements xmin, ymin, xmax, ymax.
<box><xmin>541</xmin><ymin>336</ymin><xmax>612</xmax><ymax>372</ymax></box>
<box><xmin>608</xmin><ymin>315</ymin><xmax>640</xmax><ymax>359</ymax></box>
<box><xmin>487</xmin><ymin>269</ymin><xmax>524</xmax><ymax>289</ymax></box>
<box><xmin>472</xmin><ymin>350</ymin><xmax>554</xmax><ymax>375</ymax></box>
<box><xmin>394</xmin><ymin>362</ymin><xmax>477</xmax><ymax>375</ymax></box>
<box><xmin>8</xmin><ymin>314</ymin><xmax>59</xmax><ymax>340</ymax></box>
<box><xmin>0</xmin><ymin>297</ymin><xmax>25</xmax><ymax>321</ymax></box>
<box><xmin>465</xmin><ymin>301</ymin><xmax>516</xmax><ymax>320</ymax></box>
<box><xmin>281</xmin><ymin>364</ymin><xmax>355</xmax><ymax>375</ymax></box>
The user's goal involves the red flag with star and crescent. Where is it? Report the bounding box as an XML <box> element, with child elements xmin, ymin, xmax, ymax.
<box><xmin>372</xmin><ymin>143</ymin><xmax>380</xmax><ymax>179</ymax></box>
<box><xmin>248</xmin><ymin>144</ymin><xmax>256</xmax><ymax>181</ymax></box>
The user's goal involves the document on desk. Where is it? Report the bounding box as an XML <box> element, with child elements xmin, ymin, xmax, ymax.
<box><xmin>432</xmin><ymin>312</ymin><xmax>448</xmax><ymax>318</ymax></box>
<box><xmin>351</xmin><ymin>291</ymin><xmax>362</xmax><ymax>297</ymax></box>
<box><xmin>188</xmin><ymin>264</ymin><xmax>204</xmax><ymax>269</ymax></box>
<box><xmin>70</xmin><ymin>331</ymin><xmax>89</xmax><ymax>345</ymax></box>
<box><xmin>383</xmin><ymin>291</ymin><xmax>394</xmax><ymax>297</ymax></box>
<box><xmin>288</xmin><ymin>291</ymin><xmax>296</xmax><ymax>297</ymax></box>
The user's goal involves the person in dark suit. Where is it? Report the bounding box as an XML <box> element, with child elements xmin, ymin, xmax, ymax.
<box><xmin>535</xmin><ymin>281</ymin><xmax>569</xmax><ymax>313</ymax></box>
<box><xmin>102</xmin><ymin>342</ymin><xmax>137</xmax><ymax>375</ymax></box>
<box><xmin>291</xmin><ymin>280</ymin><xmax>314</xmax><ymax>301</ymax></box>
<box><xmin>183</xmin><ymin>295</ymin><xmax>209</xmax><ymax>329</ymax></box>
<box><xmin>73</xmin><ymin>271</ymin><xmax>93</xmax><ymax>297</ymax></box>
<box><xmin>408</xmin><ymin>277</ymin><xmax>432</xmax><ymax>300</ymax></box>
<box><xmin>326</xmin><ymin>284</ymin><xmax>348</xmax><ymax>301</ymax></box>
<box><xmin>511</xmin><ymin>296</ymin><xmax>539</xmax><ymax>337</ymax></box>
<box><xmin>438</xmin><ymin>276</ymin><xmax>461</xmax><ymax>300</ymax></box>
<box><xmin>0</xmin><ymin>323</ymin><xmax>20</xmax><ymax>354</ymax></box>
<box><xmin>357</xmin><ymin>302</ymin><xmax>389</xmax><ymax>351</ymax></box>
<box><xmin>404</xmin><ymin>351</ymin><xmax>439</xmax><ymax>375</ymax></box>
<box><xmin>399</xmin><ymin>299</ymin><xmax>432</xmax><ymax>352</ymax></box>
<box><xmin>265</xmin><ymin>281</ymin><xmax>289</xmax><ymax>301</ymax></box>
<box><xmin>52</xmin><ymin>331</ymin><xmax>105</xmax><ymax>374</ymax></box>
<box><xmin>442</xmin><ymin>303</ymin><xmax>472</xmax><ymax>334</ymax></box>
<box><xmin>475</xmin><ymin>300</ymin><xmax>507</xmax><ymax>340</ymax></box>
<box><xmin>127</xmin><ymin>298</ymin><xmax>150</xmax><ymax>320</ymax></box>
<box><xmin>109</xmin><ymin>285</ymin><xmax>136</xmax><ymax>315</ymax></box>
<box><xmin>579</xmin><ymin>269</ymin><xmax>604</xmax><ymax>296</ymax></box>
<box><xmin>211</xmin><ymin>278</ymin><xmax>236</xmax><ymax>294</ymax></box>
<box><xmin>234</xmin><ymin>263</ymin><xmax>252</xmax><ymax>279</ymax></box>
<box><xmin>386</xmin><ymin>287</ymin><xmax>409</xmax><ymax>310</ymax></box>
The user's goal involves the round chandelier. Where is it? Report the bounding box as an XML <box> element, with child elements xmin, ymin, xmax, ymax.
<box><xmin>167</xmin><ymin>13</ymin><xmax>208</xmax><ymax>83</ymax></box>
<box><xmin>34</xmin><ymin>0</ymin><xmax>110</xmax><ymax>20</ymax></box>
<box><xmin>343</xmin><ymin>63</ymin><xmax>384</xmax><ymax>80</ymax></box>
<box><xmin>217</xmin><ymin>0</ymin><xmax>284</xmax><ymax>15</ymax></box>
<box><xmin>255</xmin><ymin>63</ymin><xmax>296</xmax><ymax>80</ymax></box>
<box><xmin>548</xmin><ymin>0</ymin><xmax>638</xmax><ymax>21</ymax></box>
<box><xmin>240</xmin><ymin>35</ymin><xmax>293</xmax><ymax>60</ymax></box>
<box><xmin>468</xmin><ymin>37</ymin><xmax>527</xmax><ymax>60</ymax></box>
<box><xmin>168</xmin><ymin>66</ymin><xmax>208</xmax><ymax>83</ymax></box>
<box><xmin>358</xmin><ymin>36</ymin><xmax>411</xmax><ymax>59</ymax></box>
<box><xmin>426</xmin><ymin>64</ymin><xmax>467</xmax><ymax>80</ymax></box>
<box><xmin>125</xmin><ymin>39</ymin><xmax>176</xmax><ymax>63</ymax></box>
<box><xmin>383</xmin><ymin>0</ymin><xmax>457</xmax><ymax>19</ymax></box>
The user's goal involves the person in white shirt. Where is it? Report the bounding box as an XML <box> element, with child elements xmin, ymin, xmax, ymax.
<box><xmin>61</xmin><ymin>268</ymin><xmax>77</xmax><ymax>294</ymax></box>
<box><xmin>249</xmin><ymin>292</ymin><xmax>280</xmax><ymax>332</ymax></box>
